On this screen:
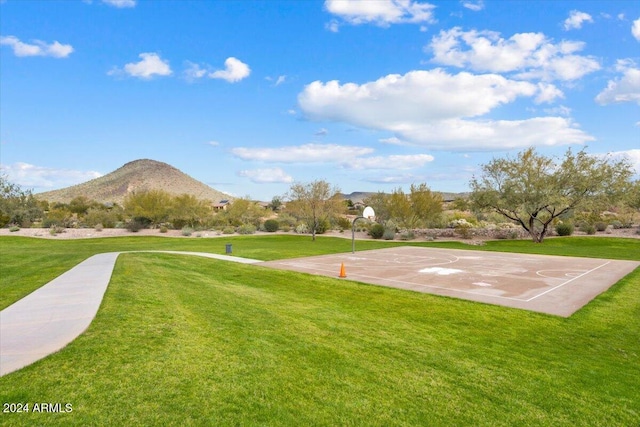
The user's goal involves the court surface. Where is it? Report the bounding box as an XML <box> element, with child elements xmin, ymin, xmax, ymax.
<box><xmin>260</xmin><ymin>246</ymin><xmax>640</xmax><ymax>317</ymax></box>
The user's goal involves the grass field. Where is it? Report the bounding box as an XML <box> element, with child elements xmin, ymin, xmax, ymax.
<box><xmin>0</xmin><ymin>235</ymin><xmax>639</xmax><ymax>426</ymax></box>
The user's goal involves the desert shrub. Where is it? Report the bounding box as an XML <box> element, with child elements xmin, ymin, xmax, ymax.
<box><xmin>580</xmin><ymin>224</ymin><xmax>596</xmax><ymax>235</ymax></box>
<box><xmin>369</xmin><ymin>223</ymin><xmax>385</xmax><ymax>239</ymax></box>
<box><xmin>610</xmin><ymin>220</ymin><xmax>624</xmax><ymax>229</ymax></box>
<box><xmin>595</xmin><ymin>221</ymin><xmax>608</xmax><ymax>232</ymax></box>
<box><xmin>400</xmin><ymin>230</ymin><xmax>415</xmax><ymax>240</ymax></box>
<box><xmin>237</xmin><ymin>224</ymin><xmax>256</xmax><ymax>235</ymax></box>
<box><xmin>264</xmin><ymin>219</ymin><xmax>279</xmax><ymax>232</ymax></box>
<box><xmin>9</xmin><ymin>225</ymin><xmax>20</xmax><ymax>232</ymax></box>
<box><xmin>315</xmin><ymin>219</ymin><xmax>331</xmax><ymax>234</ymax></box>
<box><xmin>454</xmin><ymin>224</ymin><xmax>473</xmax><ymax>239</ymax></box>
<box><xmin>0</xmin><ymin>213</ymin><xmax>11</xmax><ymax>228</ymax></box>
<box><xmin>159</xmin><ymin>225</ymin><xmax>169</xmax><ymax>233</ymax></box>
<box><xmin>132</xmin><ymin>216</ymin><xmax>152</xmax><ymax>228</ymax></box>
<box><xmin>126</xmin><ymin>219</ymin><xmax>145</xmax><ymax>232</ymax></box>
<box><xmin>94</xmin><ymin>223</ymin><xmax>103</xmax><ymax>232</ymax></box>
<box><xmin>42</xmin><ymin>218</ymin><xmax>63</xmax><ymax>228</ymax></box>
<box><xmin>494</xmin><ymin>229</ymin><xmax>519</xmax><ymax>240</ymax></box>
<box><xmin>49</xmin><ymin>226</ymin><xmax>65</xmax><ymax>235</ymax></box>
<box><xmin>181</xmin><ymin>226</ymin><xmax>194</xmax><ymax>236</ymax></box>
<box><xmin>449</xmin><ymin>218</ymin><xmax>473</xmax><ymax>229</ymax></box>
<box><xmin>295</xmin><ymin>223</ymin><xmax>309</xmax><ymax>234</ymax></box>
<box><xmin>336</xmin><ymin>217</ymin><xmax>352</xmax><ymax>230</ymax></box>
<box><xmin>383</xmin><ymin>229</ymin><xmax>395</xmax><ymax>240</ymax></box>
<box><xmin>280</xmin><ymin>224</ymin><xmax>291</xmax><ymax>232</ymax></box>
<box><xmin>384</xmin><ymin>220</ymin><xmax>398</xmax><ymax>233</ymax></box>
<box><xmin>83</xmin><ymin>208</ymin><xmax>119</xmax><ymax>228</ymax></box>
<box><xmin>277</xmin><ymin>213</ymin><xmax>298</xmax><ymax>228</ymax></box>
<box><xmin>555</xmin><ymin>222</ymin><xmax>574</xmax><ymax>236</ymax></box>
<box><xmin>222</xmin><ymin>226</ymin><xmax>235</xmax><ymax>234</ymax></box>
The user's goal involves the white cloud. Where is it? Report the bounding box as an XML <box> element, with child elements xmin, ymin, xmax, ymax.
<box><xmin>298</xmin><ymin>69</ymin><xmax>594</xmax><ymax>150</ymax></box>
<box><xmin>364</xmin><ymin>173</ymin><xmax>426</xmax><ymax>184</ymax></box>
<box><xmin>379</xmin><ymin>136</ymin><xmax>405</xmax><ymax>145</ymax></box>
<box><xmin>632</xmin><ymin>18</ymin><xmax>640</xmax><ymax>41</ymax></box>
<box><xmin>324</xmin><ymin>0</ymin><xmax>435</xmax><ymax>27</ymax></box>
<box><xmin>543</xmin><ymin>105</ymin><xmax>572</xmax><ymax>116</ymax></box>
<box><xmin>428</xmin><ymin>27</ymin><xmax>600</xmax><ymax>81</ymax></box>
<box><xmin>299</xmin><ymin>69</ymin><xmax>536</xmax><ymax>123</ymax></box>
<box><xmin>0</xmin><ymin>35</ymin><xmax>73</xmax><ymax>58</ymax></box>
<box><xmin>564</xmin><ymin>10</ymin><xmax>593</xmax><ymax>31</ymax></box>
<box><xmin>238</xmin><ymin>168</ymin><xmax>294</xmax><ymax>184</ymax></box>
<box><xmin>462</xmin><ymin>0</ymin><xmax>484</xmax><ymax>12</ymax></box>
<box><xmin>315</xmin><ymin>128</ymin><xmax>329</xmax><ymax>136</ymax></box>
<box><xmin>184</xmin><ymin>61</ymin><xmax>207</xmax><ymax>81</ymax></box>
<box><xmin>207</xmin><ymin>140</ymin><xmax>220</xmax><ymax>147</ymax></box>
<box><xmin>395</xmin><ymin>117</ymin><xmax>594</xmax><ymax>150</ymax></box>
<box><xmin>534</xmin><ymin>82</ymin><xmax>564</xmax><ymax>104</ymax></box>
<box><xmin>265</xmin><ymin>75</ymin><xmax>287</xmax><ymax>86</ymax></box>
<box><xmin>0</xmin><ymin>162</ymin><xmax>102</xmax><ymax>191</ymax></box>
<box><xmin>102</xmin><ymin>0</ymin><xmax>136</xmax><ymax>7</ymax></box>
<box><xmin>325</xmin><ymin>20</ymin><xmax>340</xmax><ymax>33</ymax></box>
<box><xmin>595</xmin><ymin>60</ymin><xmax>640</xmax><ymax>105</ymax></box>
<box><xmin>110</xmin><ymin>52</ymin><xmax>172</xmax><ymax>79</ymax></box>
<box><xmin>344</xmin><ymin>154</ymin><xmax>434</xmax><ymax>170</ymax></box>
<box><xmin>232</xmin><ymin>143</ymin><xmax>374</xmax><ymax>163</ymax></box>
<box><xmin>210</xmin><ymin>57</ymin><xmax>251</xmax><ymax>83</ymax></box>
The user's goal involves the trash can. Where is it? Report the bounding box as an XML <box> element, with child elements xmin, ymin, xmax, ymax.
<box><xmin>225</xmin><ymin>243</ymin><xmax>232</xmax><ymax>254</ymax></box>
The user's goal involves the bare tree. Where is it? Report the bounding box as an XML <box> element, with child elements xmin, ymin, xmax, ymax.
<box><xmin>286</xmin><ymin>180</ymin><xmax>343</xmax><ymax>241</ymax></box>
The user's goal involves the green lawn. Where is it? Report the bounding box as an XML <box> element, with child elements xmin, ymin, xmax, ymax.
<box><xmin>0</xmin><ymin>235</ymin><xmax>639</xmax><ymax>426</ymax></box>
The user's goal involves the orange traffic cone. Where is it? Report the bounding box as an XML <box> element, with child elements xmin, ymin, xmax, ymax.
<box><xmin>339</xmin><ymin>263</ymin><xmax>347</xmax><ymax>278</ymax></box>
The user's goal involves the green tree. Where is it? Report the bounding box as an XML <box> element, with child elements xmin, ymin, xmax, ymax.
<box><xmin>388</xmin><ymin>188</ymin><xmax>417</xmax><ymax>229</ymax></box>
<box><xmin>627</xmin><ymin>180</ymin><xmax>640</xmax><ymax>211</ymax></box>
<box><xmin>68</xmin><ymin>196</ymin><xmax>95</xmax><ymax>216</ymax></box>
<box><xmin>409</xmin><ymin>183</ymin><xmax>443</xmax><ymax>227</ymax></box>
<box><xmin>219</xmin><ymin>197</ymin><xmax>264</xmax><ymax>227</ymax></box>
<box><xmin>0</xmin><ymin>176</ymin><xmax>42</xmax><ymax>227</ymax></box>
<box><xmin>470</xmin><ymin>147</ymin><xmax>633</xmax><ymax>243</ymax></box>
<box><xmin>362</xmin><ymin>192</ymin><xmax>391</xmax><ymax>223</ymax></box>
<box><xmin>124</xmin><ymin>189</ymin><xmax>173</xmax><ymax>227</ymax></box>
<box><xmin>286</xmin><ymin>180</ymin><xmax>343</xmax><ymax>241</ymax></box>
<box><xmin>268</xmin><ymin>196</ymin><xmax>283</xmax><ymax>212</ymax></box>
<box><xmin>170</xmin><ymin>194</ymin><xmax>211</xmax><ymax>228</ymax></box>
<box><xmin>386</xmin><ymin>184</ymin><xmax>443</xmax><ymax>229</ymax></box>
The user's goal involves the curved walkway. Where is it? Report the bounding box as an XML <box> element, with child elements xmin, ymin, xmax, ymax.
<box><xmin>0</xmin><ymin>251</ymin><xmax>262</xmax><ymax>377</ymax></box>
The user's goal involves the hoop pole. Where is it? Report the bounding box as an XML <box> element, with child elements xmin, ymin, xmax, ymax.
<box><xmin>352</xmin><ymin>216</ymin><xmax>364</xmax><ymax>254</ymax></box>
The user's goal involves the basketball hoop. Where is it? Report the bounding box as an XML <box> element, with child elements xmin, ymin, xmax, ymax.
<box><xmin>362</xmin><ymin>206</ymin><xmax>375</xmax><ymax>222</ymax></box>
<box><xmin>352</xmin><ymin>206</ymin><xmax>376</xmax><ymax>254</ymax></box>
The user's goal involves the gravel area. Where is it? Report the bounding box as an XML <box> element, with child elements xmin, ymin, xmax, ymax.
<box><xmin>1</xmin><ymin>227</ymin><xmax>638</xmax><ymax>240</ymax></box>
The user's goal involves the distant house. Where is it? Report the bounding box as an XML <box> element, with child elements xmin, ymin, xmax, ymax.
<box><xmin>212</xmin><ymin>200</ymin><xmax>230</xmax><ymax>211</ymax></box>
<box><xmin>352</xmin><ymin>201</ymin><xmax>366</xmax><ymax>210</ymax></box>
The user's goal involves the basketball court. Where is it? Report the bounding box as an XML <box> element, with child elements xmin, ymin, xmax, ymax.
<box><xmin>261</xmin><ymin>246</ymin><xmax>640</xmax><ymax>317</ymax></box>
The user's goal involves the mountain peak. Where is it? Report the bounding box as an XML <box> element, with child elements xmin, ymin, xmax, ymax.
<box><xmin>37</xmin><ymin>159</ymin><xmax>231</xmax><ymax>205</ymax></box>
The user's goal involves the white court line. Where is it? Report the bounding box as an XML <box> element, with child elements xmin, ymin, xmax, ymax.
<box><xmin>526</xmin><ymin>261</ymin><xmax>611</xmax><ymax>302</ymax></box>
<box><xmin>277</xmin><ymin>254</ymin><xmax>615</xmax><ymax>303</ymax></box>
<box><xmin>277</xmin><ymin>261</ymin><xmax>530</xmax><ymax>302</ymax></box>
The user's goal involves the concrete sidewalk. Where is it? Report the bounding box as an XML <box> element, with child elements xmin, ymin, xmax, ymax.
<box><xmin>0</xmin><ymin>251</ymin><xmax>262</xmax><ymax>376</ymax></box>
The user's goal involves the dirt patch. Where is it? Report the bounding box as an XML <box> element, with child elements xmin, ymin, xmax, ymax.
<box><xmin>0</xmin><ymin>227</ymin><xmax>638</xmax><ymax>241</ymax></box>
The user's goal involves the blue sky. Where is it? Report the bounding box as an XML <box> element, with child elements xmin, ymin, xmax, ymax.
<box><xmin>1</xmin><ymin>0</ymin><xmax>639</xmax><ymax>201</ymax></box>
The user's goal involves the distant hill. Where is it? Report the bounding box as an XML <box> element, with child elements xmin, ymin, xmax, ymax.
<box><xmin>341</xmin><ymin>191</ymin><xmax>468</xmax><ymax>203</ymax></box>
<box><xmin>37</xmin><ymin>159</ymin><xmax>232</xmax><ymax>205</ymax></box>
